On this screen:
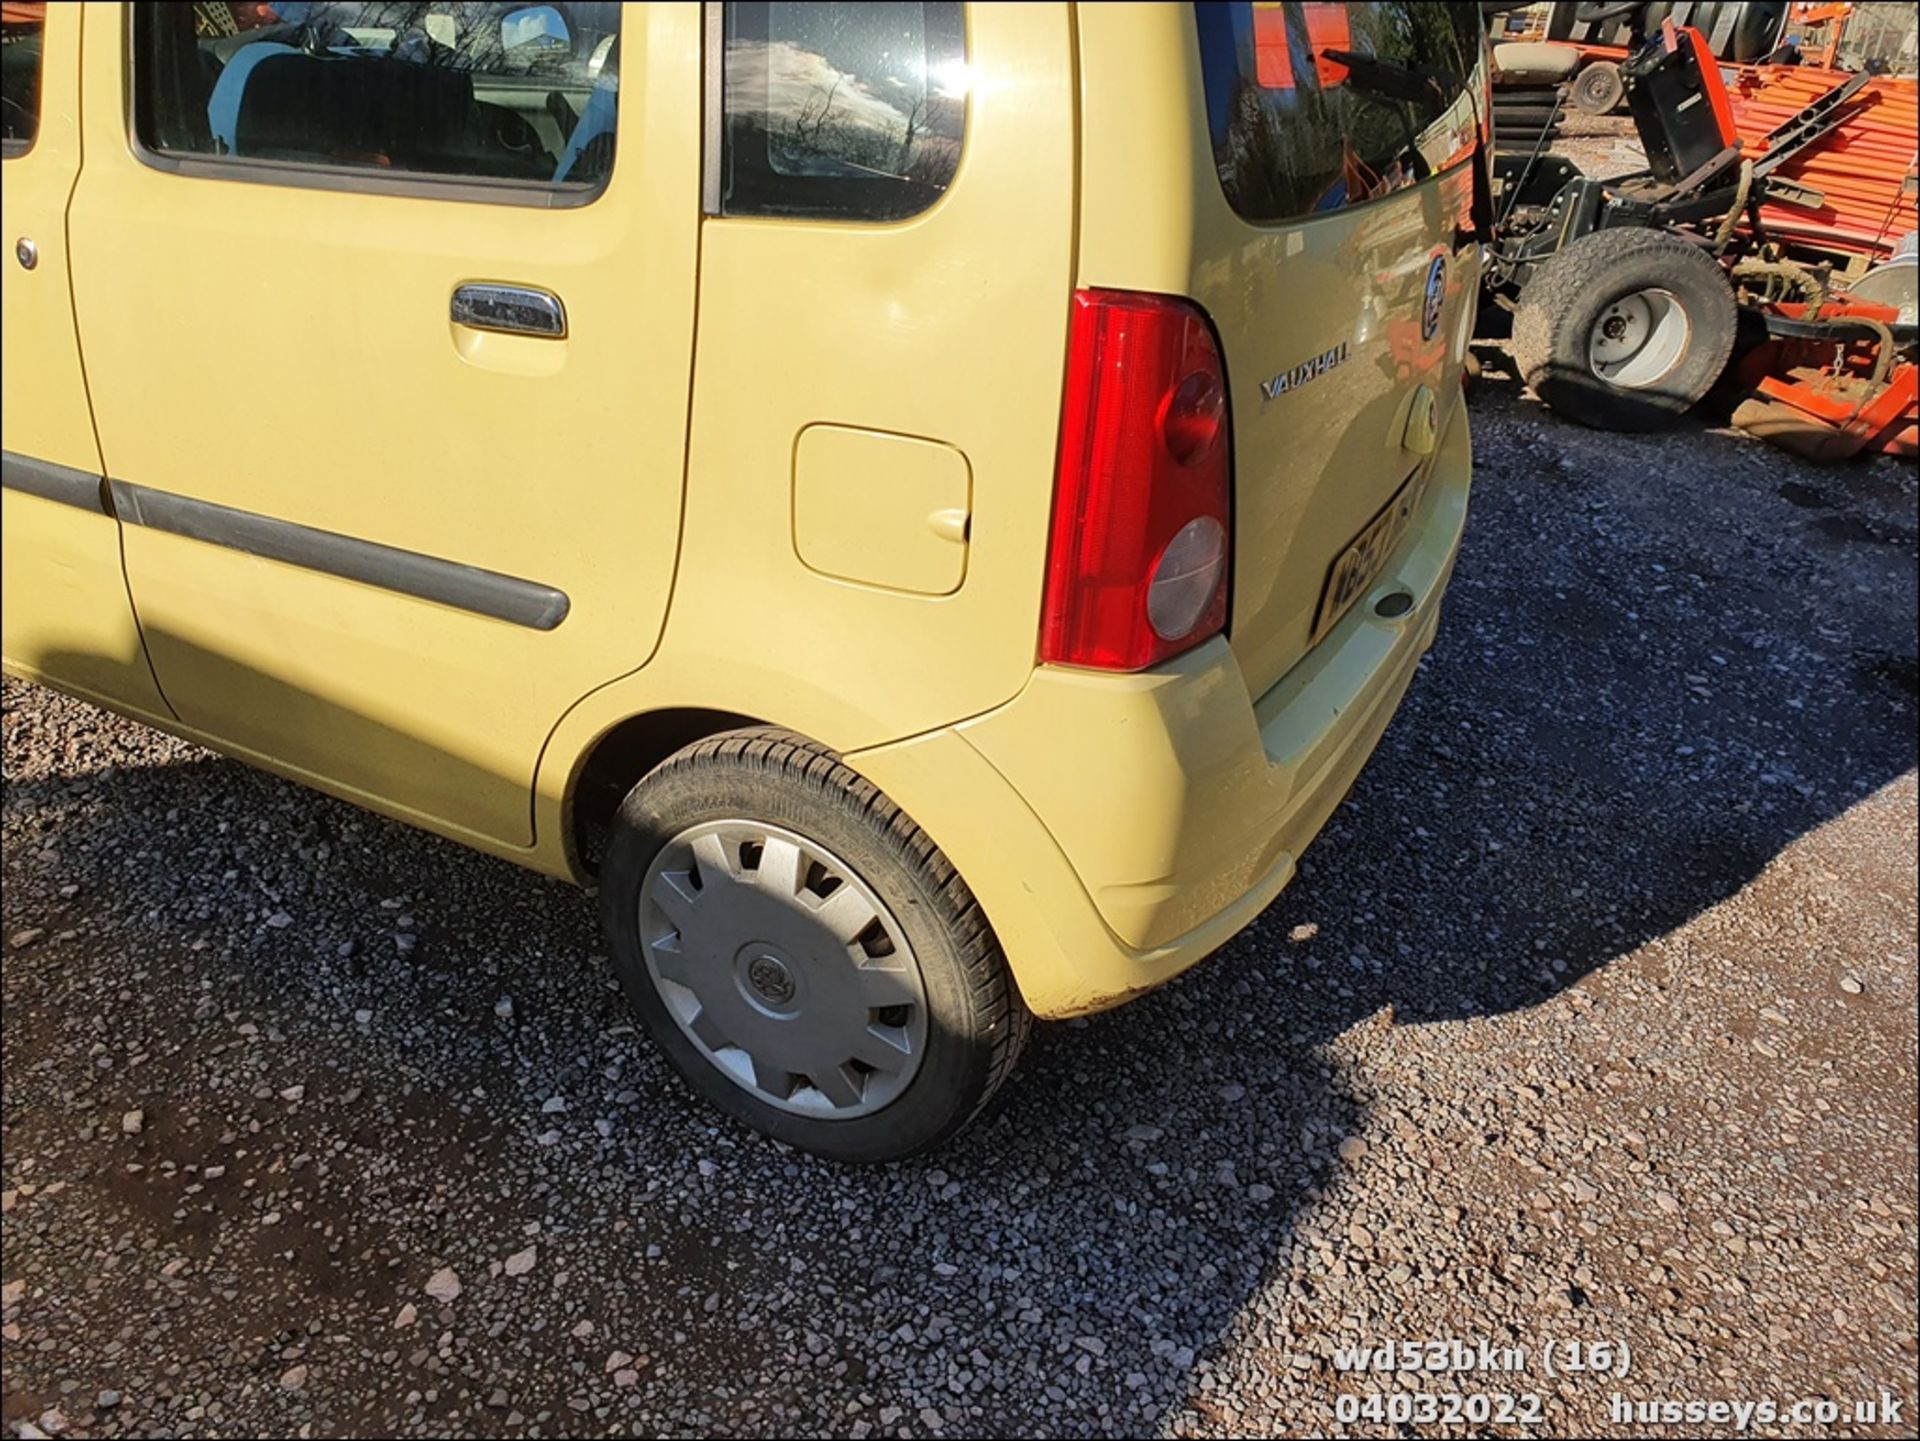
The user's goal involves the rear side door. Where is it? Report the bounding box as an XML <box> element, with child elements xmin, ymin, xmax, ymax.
<box><xmin>67</xmin><ymin>1</ymin><xmax>700</xmax><ymax>848</ymax></box>
<box><xmin>1</xmin><ymin>1</ymin><xmax>169</xmax><ymax>717</ymax></box>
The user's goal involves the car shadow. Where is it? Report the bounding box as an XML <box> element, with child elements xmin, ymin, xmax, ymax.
<box><xmin>3</xmin><ymin>377</ymin><xmax>1915</xmax><ymax>1433</ymax></box>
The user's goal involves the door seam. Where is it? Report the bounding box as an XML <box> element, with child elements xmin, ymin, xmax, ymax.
<box><xmin>63</xmin><ymin>4</ymin><xmax>180</xmax><ymax>723</ymax></box>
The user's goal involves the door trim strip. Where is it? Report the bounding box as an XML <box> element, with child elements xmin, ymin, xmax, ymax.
<box><xmin>108</xmin><ymin>480</ymin><xmax>571</xmax><ymax>632</ymax></box>
<box><xmin>2</xmin><ymin>450</ymin><xmax>109</xmax><ymax>513</ymax></box>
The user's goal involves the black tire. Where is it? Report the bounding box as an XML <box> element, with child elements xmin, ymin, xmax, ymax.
<box><xmin>1571</xmin><ymin>60</ymin><xmax>1624</xmax><ymax>115</ymax></box>
<box><xmin>1492</xmin><ymin>94</ymin><xmax>1564</xmax><ymax>144</ymax></box>
<box><xmin>1511</xmin><ymin>227</ymin><xmax>1737</xmax><ymax>432</ymax></box>
<box><xmin>1729</xmin><ymin>1</ymin><xmax>1791</xmax><ymax>63</ymax></box>
<box><xmin>1496</xmin><ymin>123</ymin><xmax>1564</xmax><ymax>142</ymax></box>
<box><xmin>1491</xmin><ymin>103</ymin><xmax>1563</xmax><ymax>122</ymax></box>
<box><xmin>600</xmin><ymin>727</ymin><xmax>1030</xmax><ymax>1163</ymax></box>
<box><xmin>1493</xmin><ymin>124</ymin><xmax>1563</xmax><ymax>154</ymax></box>
<box><xmin>1492</xmin><ymin>86</ymin><xmax>1560</xmax><ymax>104</ymax></box>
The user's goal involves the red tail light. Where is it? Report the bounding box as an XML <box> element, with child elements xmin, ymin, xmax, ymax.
<box><xmin>1040</xmin><ymin>289</ymin><xmax>1232</xmax><ymax>672</ymax></box>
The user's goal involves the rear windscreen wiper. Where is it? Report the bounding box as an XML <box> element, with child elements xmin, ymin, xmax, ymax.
<box><xmin>1319</xmin><ymin>50</ymin><xmax>1440</xmax><ymax>182</ymax></box>
<box><xmin>1320</xmin><ymin>49</ymin><xmax>1448</xmax><ymax>109</ymax></box>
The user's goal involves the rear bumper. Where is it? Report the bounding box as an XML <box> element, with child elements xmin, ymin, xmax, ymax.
<box><xmin>850</xmin><ymin>406</ymin><xmax>1470</xmax><ymax>1019</ymax></box>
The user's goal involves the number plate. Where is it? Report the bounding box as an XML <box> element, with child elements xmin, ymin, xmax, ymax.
<box><xmin>1310</xmin><ymin>471</ymin><xmax>1428</xmax><ymax>646</ymax></box>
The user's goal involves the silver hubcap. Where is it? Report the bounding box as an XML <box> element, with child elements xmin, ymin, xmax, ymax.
<box><xmin>1588</xmin><ymin>287</ymin><xmax>1691</xmax><ymax>389</ymax></box>
<box><xmin>639</xmin><ymin>820</ymin><xmax>927</xmax><ymax>1118</ymax></box>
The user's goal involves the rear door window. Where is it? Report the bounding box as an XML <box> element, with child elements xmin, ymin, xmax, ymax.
<box><xmin>717</xmin><ymin>1</ymin><xmax>968</xmax><ymax>222</ymax></box>
<box><xmin>1195</xmin><ymin>1</ymin><xmax>1484</xmax><ymax>224</ymax></box>
<box><xmin>2</xmin><ymin>0</ymin><xmax>45</xmax><ymax>156</ymax></box>
<box><xmin>133</xmin><ymin>1</ymin><xmax>624</xmax><ymax>194</ymax></box>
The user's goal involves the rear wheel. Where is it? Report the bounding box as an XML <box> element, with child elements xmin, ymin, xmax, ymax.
<box><xmin>600</xmin><ymin>727</ymin><xmax>1030</xmax><ymax>1162</ymax></box>
<box><xmin>1512</xmin><ymin>227</ymin><xmax>1737</xmax><ymax>432</ymax></box>
<box><xmin>1571</xmin><ymin>60</ymin><xmax>1625</xmax><ymax>115</ymax></box>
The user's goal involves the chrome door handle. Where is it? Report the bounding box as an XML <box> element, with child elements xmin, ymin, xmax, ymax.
<box><xmin>451</xmin><ymin>283</ymin><xmax>567</xmax><ymax>338</ymax></box>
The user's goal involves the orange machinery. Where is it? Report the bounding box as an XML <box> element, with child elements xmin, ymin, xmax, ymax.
<box><xmin>1488</xmin><ymin>18</ymin><xmax>1916</xmax><ymax>459</ymax></box>
<box><xmin>1720</xmin><ymin>29</ymin><xmax>1917</xmax><ymax>458</ymax></box>
<box><xmin>1726</xmin><ymin>64</ymin><xmax>1919</xmax><ymax>260</ymax></box>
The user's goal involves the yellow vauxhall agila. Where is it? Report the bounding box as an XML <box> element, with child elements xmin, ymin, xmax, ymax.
<box><xmin>2</xmin><ymin>1</ymin><xmax>1484</xmax><ymax>1159</ymax></box>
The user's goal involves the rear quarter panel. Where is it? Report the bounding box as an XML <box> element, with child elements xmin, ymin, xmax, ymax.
<box><xmin>533</xmin><ymin>2</ymin><xmax>1078</xmax><ymax>865</ymax></box>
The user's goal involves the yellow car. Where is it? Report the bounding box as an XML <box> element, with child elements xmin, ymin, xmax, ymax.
<box><xmin>2</xmin><ymin>0</ymin><xmax>1482</xmax><ymax>1159</ymax></box>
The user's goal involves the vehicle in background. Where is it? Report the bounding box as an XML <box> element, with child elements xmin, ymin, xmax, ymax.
<box><xmin>1490</xmin><ymin>1</ymin><xmax>1795</xmax><ymax>115</ymax></box>
<box><xmin>1484</xmin><ymin>17</ymin><xmax>1916</xmax><ymax>457</ymax></box>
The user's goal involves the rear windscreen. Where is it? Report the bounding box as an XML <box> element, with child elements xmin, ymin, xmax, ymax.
<box><xmin>1195</xmin><ymin>2</ymin><xmax>1484</xmax><ymax>224</ymax></box>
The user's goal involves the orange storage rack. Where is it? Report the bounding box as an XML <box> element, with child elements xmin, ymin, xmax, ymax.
<box><xmin>1727</xmin><ymin>66</ymin><xmax>1920</xmax><ymax>259</ymax></box>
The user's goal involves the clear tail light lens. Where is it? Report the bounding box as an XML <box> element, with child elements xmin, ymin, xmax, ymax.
<box><xmin>1147</xmin><ymin>515</ymin><xmax>1228</xmax><ymax>640</ymax></box>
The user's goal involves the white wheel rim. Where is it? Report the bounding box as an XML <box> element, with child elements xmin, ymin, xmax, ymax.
<box><xmin>1588</xmin><ymin>287</ymin><xmax>1691</xmax><ymax>390</ymax></box>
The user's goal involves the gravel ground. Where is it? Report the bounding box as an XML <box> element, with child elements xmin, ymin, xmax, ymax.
<box><xmin>1544</xmin><ymin>111</ymin><xmax>1647</xmax><ymax>179</ymax></box>
<box><xmin>5</xmin><ymin>377</ymin><xmax>1918</xmax><ymax>1432</ymax></box>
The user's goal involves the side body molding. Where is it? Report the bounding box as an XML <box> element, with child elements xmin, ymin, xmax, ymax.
<box><xmin>108</xmin><ymin>480</ymin><xmax>571</xmax><ymax>631</ymax></box>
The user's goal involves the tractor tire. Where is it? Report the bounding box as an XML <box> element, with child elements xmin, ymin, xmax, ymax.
<box><xmin>1494</xmin><ymin>123</ymin><xmax>1563</xmax><ymax>154</ymax></box>
<box><xmin>1493</xmin><ymin>103</ymin><xmax>1563</xmax><ymax>123</ymax></box>
<box><xmin>1512</xmin><ymin>227</ymin><xmax>1737</xmax><ymax>432</ymax></box>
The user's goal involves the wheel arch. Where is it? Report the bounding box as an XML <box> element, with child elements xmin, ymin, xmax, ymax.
<box><xmin>563</xmin><ymin>706</ymin><xmax>766</xmax><ymax>878</ymax></box>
